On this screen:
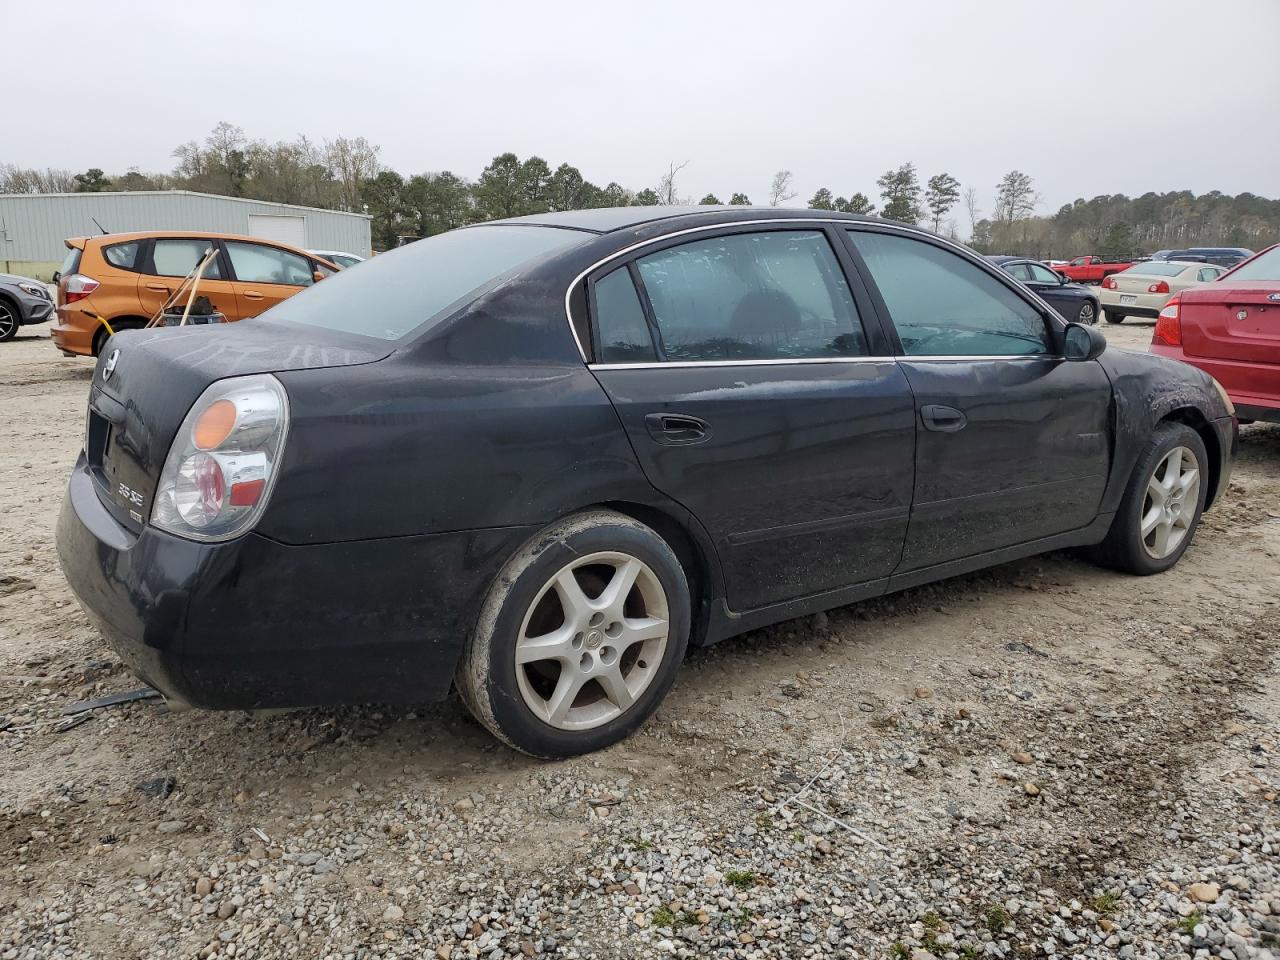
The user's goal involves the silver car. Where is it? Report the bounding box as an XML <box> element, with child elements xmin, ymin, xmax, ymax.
<box><xmin>0</xmin><ymin>273</ymin><xmax>54</xmax><ymax>342</ymax></box>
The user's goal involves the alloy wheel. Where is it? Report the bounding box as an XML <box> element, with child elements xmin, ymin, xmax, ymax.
<box><xmin>0</xmin><ymin>304</ymin><xmax>16</xmax><ymax>340</ymax></box>
<box><xmin>1078</xmin><ymin>302</ymin><xmax>1096</xmax><ymax>325</ymax></box>
<box><xmin>1140</xmin><ymin>445</ymin><xmax>1200</xmax><ymax>560</ymax></box>
<box><xmin>515</xmin><ymin>551</ymin><xmax>670</xmax><ymax>731</ymax></box>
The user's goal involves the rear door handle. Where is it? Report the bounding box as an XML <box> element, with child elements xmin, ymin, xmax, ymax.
<box><xmin>921</xmin><ymin>404</ymin><xmax>967</xmax><ymax>432</ymax></box>
<box><xmin>145</xmin><ymin>283</ymin><xmax>169</xmax><ymax>292</ymax></box>
<box><xmin>644</xmin><ymin>412</ymin><xmax>711</xmax><ymax>445</ymax></box>
<box><xmin>242</xmin><ymin>290</ymin><xmax>264</xmax><ymax>300</ymax></box>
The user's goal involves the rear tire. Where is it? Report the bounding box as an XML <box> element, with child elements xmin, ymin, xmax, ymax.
<box><xmin>92</xmin><ymin>317</ymin><xmax>147</xmax><ymax>356</ymax></box>
<box><xmin>456</xmin><ymin>509</ymin><xmax>690</xmax><ymax>758</ymax></box>
<box><xmin>1104</xmin><ymin>310</ymin><xmax>1126</xmax><ymax>324</ymax></box>
<box><xmin>1088</xmin><ymin>422</ymin><xmax>1207</xmax><ymax>575</ymax></box>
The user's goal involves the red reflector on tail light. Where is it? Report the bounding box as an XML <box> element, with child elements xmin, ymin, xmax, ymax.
<box><xmin>1147</xmin><ymin>280</ymin><xmax>1170</xmax><ymax>294</ymax></box>
<box><xmin>1154</xmin><ymin>298</ymin><xmax>1182</xmax><ymax>346</ymax></box>
<box><xmin>229</xmin><ymin>478</ymin><xmax>266</xmax><ymax>507</ymax></box>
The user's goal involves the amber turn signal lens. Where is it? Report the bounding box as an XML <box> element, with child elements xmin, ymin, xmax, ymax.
<box><xmin>193</xmin><ymin>399</ymin><xmax>237</xmax><ymax>450</ymax></box>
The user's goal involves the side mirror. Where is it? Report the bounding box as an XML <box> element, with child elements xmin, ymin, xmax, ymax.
<box><xmin>1063</xmin><ymin>322</ymin><xmax>1106</xmax><ymax>361</ymax></box>
<box><xmin>52</xmin><ymin>271</ymin><xmax>61</xmax><ymax>284</ymax></box>
<box><xmin>312</xmin><ymin>270</ymin><xmax>326</xmax><ymax>283</ymax></box>
<box><xmin>1059</xmin><ymin>272</ymin><xmax>1070</xmax><ymax>284</ymax></box>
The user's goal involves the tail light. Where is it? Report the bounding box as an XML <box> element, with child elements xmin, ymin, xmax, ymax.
<box><xmin>1147</xmin><ymin>280</ymin><xmax>1170</xmax><ymax>294</ymax></box>
<box><xmin>64</xmin><ymin>274</ymin><xmax>100</xmax><ymax>303</ymax></box>
<box><xmin>152</xmin><ymin>375</ymin><xmax>289</xmax><ymax>541</ymax></box>
<box><xmin>1153</xmin><ymin>297</ymin><xmax>1182</xmax><ymax>347</ymax></box>
<box><xmin>1102</xmin><ymin>277</ymin><xmax>1117</xmax><ymax>290</ymax></box>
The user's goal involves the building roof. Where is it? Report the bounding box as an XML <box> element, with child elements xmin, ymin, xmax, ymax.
<box><xmin>0</xmin><ymin>189</ymin><xmax>373</xmax><ymax>220</ymax></box>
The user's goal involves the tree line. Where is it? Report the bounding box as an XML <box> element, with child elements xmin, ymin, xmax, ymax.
<box><xmin>2</xmin><ymin>122</ymin><xmax>1275</xmax><ymax>256</ymax></box>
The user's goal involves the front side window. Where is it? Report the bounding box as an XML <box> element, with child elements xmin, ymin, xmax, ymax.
<box><xmin>593</xmin><ymin>267</ymin><xmax>657</xmax><ymax>363</ymax></box>
<box><xmin>151</xmin><ymin>239</ymin><xmax>222</xmax><ymax>279</ymax></box>
<box><xmin>632</xmin><ymin>230</ymin><xmax>867</xmax><ymax>361</ymax></box>
<box><xmin>849</xmin><ymin>231</ymin><xmax>1050</xmax><ymax>357</ymax></box>
<box><xmin>226</xmin><ymin>242</ymin><xmax>314</xmax><ymax>286</ymax></box>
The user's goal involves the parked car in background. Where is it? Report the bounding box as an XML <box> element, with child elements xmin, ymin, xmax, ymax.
<box><xmin>1150</xmin><ymin>243</ymin><xmax>1280</xmax><ymax>423</ymax></box>
<box><xmin>0</xmin><ymin>272</ymin><xmax>55</xmax><ymax>342</ymax></box>
<box><xmin>1099</xmin><ymin>261</ymin><xmax>1226</xmax><ymax>324</ymax></box>
<box><xmin>1053</xmin><ymin>255</ymin><xmax>1135</xmax><ymax>284</ymax></box>
<box><xmin>1151</xmin><ymin>247</ymin><xmax>1253</xmax><ymax>268</ymax></box>
<box><xmin>57</xmin><ymin>206</ymin><xmax>1234</xmax><ymax>758</ymax></box>
<box><xmin>989</xmin><ymin>256</ymin><xmax>1099</xmax><ymax>325</ymax></box>
<box><xmin>308</xmin><ymin>249</ymin><xmax>365</xmax><ymax>270</ymax></box>
<box><xmin>51</xmin><ymin>232</ymin><xmax>339</xmax><ymax>357</ymax></box>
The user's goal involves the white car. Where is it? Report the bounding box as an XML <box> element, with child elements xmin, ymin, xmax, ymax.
<box><xmin>1098</xmin><ymin>261</ymin><xmax>1226</xmax><ymax>324</ymax></box>
<box><xmin>308</xmin><ymin>250</ymin><xmax>366</xmax><ymax>270</ymax></box>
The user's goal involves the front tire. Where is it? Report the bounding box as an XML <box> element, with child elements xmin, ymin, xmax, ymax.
<box><xmin>456</xmin><ymin>509</ymin><xmax>690</xmax><ymax>758</ymax></box>
<box><xmin>0</xmin><ymin>300</ymin><xmax>19</xmax><ymax>342</ymax></box>
<box><xmin>1104</xmin><ymin>310</ymin><xmax>1126</xmax><ymax>324</ymax></box>
<box><xmin>1076</xmin><ymin>300</ymin><xmax>1098</xmax><ymax>326</ymax></box>
<box><xmin>1089</xmin><ymin>422</ymin><xmax>1207</xmax><ymax>575</ymax></box>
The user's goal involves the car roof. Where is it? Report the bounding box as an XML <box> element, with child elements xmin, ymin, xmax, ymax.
<box><xmin>486</xmin><ymin>205</ymin><xmax>879</xmax><ymax>235</ymax></box>
<box><xmin>68</xmin><ymin>230</ymin><xmax>325</xmax><ymax>261</ymax></box>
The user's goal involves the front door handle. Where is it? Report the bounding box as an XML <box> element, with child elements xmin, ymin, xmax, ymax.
<box><xmin>921</xmin><ymin>404</ymin><xmax>967</xmax><ymax>432</ymax></box>
<box><xmin>145</xmin><ymin>283</ymin><xmax>170</xmax><ymax>292</ymax></box>
<box><xmin>644</xmin><ymin>412</ymin><xmax>711</xmax><ymax>445</ymax></box>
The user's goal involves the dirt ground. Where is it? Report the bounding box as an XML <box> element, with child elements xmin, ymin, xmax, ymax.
<box><xmin>1</xmin><ymin>317</ymin><xmax>1277</xmax><ymax>960</ymax></box>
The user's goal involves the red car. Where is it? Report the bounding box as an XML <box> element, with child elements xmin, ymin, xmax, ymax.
<box><xmin>1054</xmin><ymin>255</ymin><xmax>1135</xmax><ymax>285</ymax></box>
<box><xmin>1151</xmin><ymin>243</ymin><xmax>1280</xmax><ymax>422</ymax></box>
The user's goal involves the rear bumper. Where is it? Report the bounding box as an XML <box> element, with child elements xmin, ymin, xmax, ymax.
<box><xmin>1098</xmin><ymin>291</ymin><xmax>1168</xmax><ymax>317</ymax></box>
<box><xmin>52</xmin><ymin>306</ymin><xmax>96</xmax><ymax>356</ymax></box>
<box><xmin>56</xmin><ymin>456</ymin><xmax>529</xmax><ymax>710</ymax></box>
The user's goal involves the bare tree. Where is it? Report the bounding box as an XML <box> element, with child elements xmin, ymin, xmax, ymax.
<box><xmin>993</xmin><ymin>170</ymin><xmax>1039</xmax><ymax>226</ymax></box>
<box><xmin>656</xmin><ymin>161</ymin><xmax>690</xmax><ymax>205</ymax></box>
<box><xmin>0</xmin><ymin>164</ymin><xmax>77</xmax><ymax>193</ymax></box>
<box><xmin>769</xmin><ymin>170</ymin><xmax>797</xmax><ymax>207</ymax></box>
<box><xmin>326</xmin><ymin>136</ymin><xmax>382</xmax><ymax>210</ymax></box>
<box><xmin>963</xmin><ymin>186</ymin><xmax>981</xmax><ymax>239</ymax></box>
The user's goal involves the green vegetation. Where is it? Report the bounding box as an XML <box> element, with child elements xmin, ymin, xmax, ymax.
<box><xmin>1177</xmin><ymin>911</ymin><xmax>1202</xmax><ymax>935</ymax></box>
<box><xmin>984</xmin><ymin>904</ymin><xmax>1012</xmax><ymax>933</ymax></box>
<box><xmin>723</xmin><ymin>870</ymin><xmax>757</xmax><ymax>890</ymax></box>
<box><xmin>1092</xmin><ymin>891</ymin><xmax>1121</xmax><ymax>915</ymax></box>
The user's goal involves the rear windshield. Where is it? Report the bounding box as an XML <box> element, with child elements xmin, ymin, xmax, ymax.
<box><xmin>265</xmin><ymin>225</ymin><xmax>589</xmax><ymax>340</ymax></box>
<box><xmin>1123</xmin><ymin>262</ymin><xmax>1186</xmax><ymax>277</ymax></box>
<box><xmin>1224</xmin><ymin>246</ymin><xmax>1280</xmax><ymax>282</ymax></box>
<box><xmin>59</xmin><ymin>246</ymin><xmax>82</xmax><ymax>277</ymax></box>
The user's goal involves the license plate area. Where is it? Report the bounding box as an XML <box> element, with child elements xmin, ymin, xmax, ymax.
<box><xmin>1119</xmin><ymin>294</ymin><xmax>1138</xmax><ymax>305</ymax></box>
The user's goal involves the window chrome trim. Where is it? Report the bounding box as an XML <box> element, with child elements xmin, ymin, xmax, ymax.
<box><xmin>588</xmin><ymin>354</ymin><xmax>1057</xmax><ymax>371</ymax></box>
<box><xmin>563</xmin><ymin>215</ymin><xmax>1063</xmax><ymax>364</ymax></box>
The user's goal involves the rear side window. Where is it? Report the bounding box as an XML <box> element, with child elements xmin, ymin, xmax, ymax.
<box><xmin>1198</xmin><ymin>267</ymin><xmax>1221</xmax><ymax>282</ymax></box>
<box><xmin>1003</xmin><ymin>262</ymin><xmax>1032</xmax><ymax>281</ymax></box>
<box><xmin>265</xmin><ymin>225</ymin><xmax>589</xmax><ymax>341</ymax></box>
<box><xmin>593</xmin><ymin>267</ymin><xmax>657</xmax><ymax>363</ymax></box>
<box><xmin>151</xmin><ymin>239</ymin><xmax>222</xmax><ymax>279</ymax></box>
<box><xmin>849</xmin><ymin>231</ymin><xmax>1050</xmax><ymax>357</ymax></box>
<box><xmin>632</xmin><ymin>230</ymin><xmax>867</xmax><ymax>361</ymax></box>
<box><xmin>226</xmin><ymin>242</ymin><xmax>314</xmax><ymax>286</ymax></box>
<box><xmin>103</xmin><ymin>241</ymin><xmax>142</xmax><ymax>270</ymax></box>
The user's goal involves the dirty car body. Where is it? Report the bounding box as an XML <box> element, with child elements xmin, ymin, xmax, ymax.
<box><xmin>57</xmin><ymin>207</ymin><xmax>1235</xmax><ymax>753</ymax></box>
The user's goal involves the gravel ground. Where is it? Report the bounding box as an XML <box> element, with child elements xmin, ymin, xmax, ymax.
<box><xmin>1</xmin><ymin>318</ymin><xmax>1277</xmax><ymax>960</ymax></box>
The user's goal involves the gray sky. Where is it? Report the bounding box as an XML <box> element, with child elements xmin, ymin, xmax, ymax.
<box><xmin>9</xmin><ymin>0</ymin><xmax>1280</xmax><ymax>216</ymax></box>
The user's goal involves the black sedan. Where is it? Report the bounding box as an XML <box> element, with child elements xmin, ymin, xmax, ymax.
<box><xmin>57</xmin><ymin>207</ymin><xmax>1235</xmax><ymax>757</ymax></box>
<box><xmin>988</xmin><ymin>255</ymin><xmax>1099</xmax><ymax>326</ymax></box>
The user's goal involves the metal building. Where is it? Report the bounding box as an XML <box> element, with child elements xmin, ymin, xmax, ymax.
<box><xmin>0</xmin><ymin>191</ymin><xmax>373</xmax><ymax>280</ymax></box>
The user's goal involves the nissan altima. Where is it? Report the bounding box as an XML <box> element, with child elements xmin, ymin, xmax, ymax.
<box><xmin>57</xmin><ymin>206</ymin><xmax>1236</xmax><ymax>757</ymax></box>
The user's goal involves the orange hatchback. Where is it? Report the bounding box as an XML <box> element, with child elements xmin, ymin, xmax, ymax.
<box><xmin>52</xmin><ymin>232</ymin><xmax>338</xmax><ymax>357</ymax></box>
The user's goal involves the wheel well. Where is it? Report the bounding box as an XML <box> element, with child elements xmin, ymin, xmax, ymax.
<box><xmin>601</xmin><ymin>501</ymin><xmax>716</xmax><ymax>647</ymax></box>
<box><xmin>1159</xmin><ymin>407</ymin><xmax>1223</xmax><ymax>508</ymax></box>
<box><xmin>92</xmin><ymin>315</ymin><xmax>148</xmax><ymax>356</ymax></box>
<box><xmin>0</xmin><ymin>291</ymin><xmax>19</xmax><ymax>315</ymax></box>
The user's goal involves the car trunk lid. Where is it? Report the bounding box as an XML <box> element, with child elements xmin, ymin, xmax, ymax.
<box><xmin>1111</xmin><ymin>271</ymin><xmax>1174</xmax><ymax>294</ymax></box>
<box><xmin>85</xmin><ymin>320</ymin><xmax>392</xmax><ymax>534</ymax></box>
<box><xmin>1178</xmin><ymin>281</ymin><xmax>1280</xmax><ymax>365</ymax></box>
